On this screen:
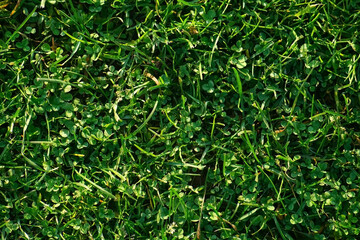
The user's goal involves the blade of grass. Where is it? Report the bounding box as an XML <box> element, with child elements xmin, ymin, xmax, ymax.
<box><xmin>196</xmin><ymin>168</ymin><xmax>209</xmax><ymax>239</ymax></box>
<box><xmin>61</xmin><ymin>37</ymin><xmax>82</xmax><ymax>66</ymax></box>
<box><xmin>242</xmin><ymin>130</ymin><xmax>286</xmax><ymax>210</ymax></box>
<box><xmin>209</xmin><ymin>27</ymin><xmax>223</xmax><ymax>66</ymax></box>
<box><xmin>5</xmin><ymin>6</ymin><xmax>38</xmax><ymax>45</ymax></box>
<box><xmin>233</xmin><ymin>68</ymin><xmax>243</xmax><ymax>99</ymax></box>
<box><xmin>75</xmin><ymin>169</ymin><xmax>116</xmax><ymax>199</ymax></box>
<box><xmin>125</xmin><ymin>99</ymin><xmax>159</xmax><ymax>139</ymax></box>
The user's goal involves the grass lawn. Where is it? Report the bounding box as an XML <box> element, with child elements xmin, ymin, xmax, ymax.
<box><xmin>1</xmin><ymin>0</ymin><xmax>360</xmax><ymax>239</ymax></box>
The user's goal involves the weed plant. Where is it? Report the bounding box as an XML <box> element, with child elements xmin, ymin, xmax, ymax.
<box><xmin>1</xmin><ymin>0</ymin><xmax>360</xmax><ymax>239</ymax></box>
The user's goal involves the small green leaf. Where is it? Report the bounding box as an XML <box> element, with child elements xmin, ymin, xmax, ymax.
<box><xmin>60</xmin><ymin>91</ymin><xmax>73</xmax><ymax>101</ymax></box>
<box><xmin>202</xmin><ymin>80</ymin><xmax>214</xmax><ymax>93</ymax></box>
<box><xmin>64</xmin><ymin>85</ymin><xmax>72</xmax><ymax>93</ymax></box>
<box><xmin>267</xmin><ymin>205</ymin><xmax>275</xmax><ymax>211</ymax></box>
<box><xmin>59</xmin><ymin>129</ymin><xmax>69</xmax><ymax>138</ymax></box>
<box><xmin>96</xmin><ymin>129</ymin><xmax>103</xmax><ymax>139</ymax></box>
<box><xmin>230</xmin><ymin>55</ymin><xmax>247</xmax><ymax>69</ymax></box>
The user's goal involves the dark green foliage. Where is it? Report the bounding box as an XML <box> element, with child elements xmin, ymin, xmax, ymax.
<box><xmin>1</xmin><ymin>0</ymin><xmax>360</xmax><ymax>239</ymax></box>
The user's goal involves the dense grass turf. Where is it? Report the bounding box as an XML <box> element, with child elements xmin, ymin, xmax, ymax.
<box><xmin>1</xmin><ymin>0</ymin><xmax>360</xmax><ymax>239</ymax></box>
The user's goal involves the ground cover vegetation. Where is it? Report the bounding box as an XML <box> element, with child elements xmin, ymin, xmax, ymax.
<box><xmin>1</xmin><ymin>0</ymin><xmax>360</xmax><ymax>239</ymax></box>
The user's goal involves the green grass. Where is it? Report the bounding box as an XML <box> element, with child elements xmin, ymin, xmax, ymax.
<box><xmin>1</xmin><ymin>0</ymin><xmax>360</xmax><ymax>239</ymax></box>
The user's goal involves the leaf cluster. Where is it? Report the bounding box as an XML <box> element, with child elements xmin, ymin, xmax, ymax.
<box><xmin>1</xmin><ymin>0</ymin><xmax>360</xmax><ymax>239</ymax></box>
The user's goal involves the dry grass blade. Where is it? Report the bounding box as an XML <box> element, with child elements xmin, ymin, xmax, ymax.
<box><xmin>144</xmin><ymin>72</ymin><xmax>160</xmax><ymax>85</ymax></box>
<box><xmin>10</xmin><ymin>0</ymin><xmax>21</xmax><ymax>16</ymax></box>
